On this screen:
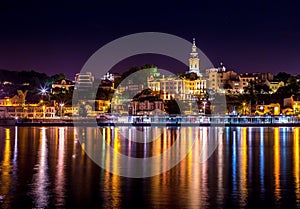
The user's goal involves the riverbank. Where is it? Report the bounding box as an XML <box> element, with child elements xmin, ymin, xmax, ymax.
<box><xmin>1</xmin><ymin>115</ymin><xmax>300</xmax><ymax>127</ymax></box>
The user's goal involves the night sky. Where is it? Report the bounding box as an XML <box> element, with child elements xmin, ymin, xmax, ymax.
<box><xmin>0</xmin><ymin>0</ymin><xmax>299</xmax><ymax>79</ymax></box>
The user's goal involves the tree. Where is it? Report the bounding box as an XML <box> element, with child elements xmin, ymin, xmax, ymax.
<box><xmin>164</xmin><ymin>99</ymin><xmax>181</xmax><ymax>114</ymax></box>
<box><xmin>255</xmin><ymin>84</ymin><xmax>272</xmax><ymax>94</ymax></box>
<box><xmin>274</xmin><ymin>72</ymin><xmax>291</xmax><ymax>83</ymax></box>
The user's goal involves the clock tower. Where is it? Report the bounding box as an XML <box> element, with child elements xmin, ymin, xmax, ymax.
<box><xmin>188</xmin><ymin>38</ymin><xmax>201</xmax><ymax>77</ymax></box>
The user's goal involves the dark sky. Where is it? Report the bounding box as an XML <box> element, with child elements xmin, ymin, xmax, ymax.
<box><xmin>0</xmin><ymin>0</ymin><xmax>299</xmax><ymax>79</ymax></box>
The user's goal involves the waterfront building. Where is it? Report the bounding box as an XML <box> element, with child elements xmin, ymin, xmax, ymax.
<box><xmin>223</xmin><ymin>77</ymin><xmax>244</xmax><ymax>94</ymax></box>
<box><xmin>99</xmin><ymin>72</ymin><xmax>115</xmax><ymax>90</ymax></box>
<box><xmin>147</xmin><ymin>39</ymin><xmax>206</xmax><ymax>100</ymax></box>
<box><xmin>284</xmin><ymin>95</ymin><xmax>300</xmax><ymax>115</ymax></box>
<box><xmin>268</xmin><ymin>80</ymin><xmax>285</xmax><ymax>93</ymax></box>
<box><xmin>100</xmin><ymin>79</ymin><xmax>114</xmax><ymax>90</ymax></box>
<box><xmin>255</xmin><ymin>103</ymin><xmax>280</xmax><ymax>115</ymax></box>
<box><xmin>0</xmin><ymin>91</ymin><xmax>28</xmax><ymax>107</ymax></box>
<box><xmin>0</xmin><ymin>104</ymin><xmax>56</xmax><ymax>118</ymax></box>
<box><xmin>0</xmin><ymin>97</ymin><xmax>14</xmax><ymax>106</ymax></box>
<box><xmin>257</xmin><ymin>72</ymin><xmax>274</xmax><ymax>82</ymax></box>
<box><xmin>129</xmin><ymin>95</ymin><xmax>164</xmax><ymax>116</ymax></box>
<box><xmin>205</xmin><ymin>67</ymin><xmax>242</xmax><ymax>93</ymax></box>
<box><xmin>74</xmin><ymin>72</ymin><xmax>95</xmax><ymax>99</ymax></box>
<box><xmin>51</xmin><ymin>79</ymin><xmax>74</xmax><ymax>94</ymax></box>
<box><xmin>187</xmin><ymin>38</ymin><xmax>201</xmax><ymax>77</ymax></box>
<box><xmin>95</xmin><ymin>99</ymin><xmax>111</xmax><ymax>113</ymax></box>
<box><xmin>219</xmin><ymin>70</ymin><xmax>243</xmax><ymax>94</ymax></box>
<box><xmin>74</xmin><ymin>72</ymin><xmax>94</xmax><ymax>89</ymax></box>
<box><xmin>102</xmin><ymin>72</ymin><xmax>114</xmax><ymax>81</ymax></box>
<box><xmin>148</xmin><ymin>75</ymin><xmax>185</xmax><ymax>100</ymax></box>
<box><xmin>147</xmin><ymin>74</ymin><xmax>206</xmax><ymax>100</ymax></box>
<box><xmin>205</xmin><ymin>68</ymin><xmax>275</xmax><ymax>94</ymax></box>
<box><xmin>205</xmin><ymin>68</ymin><xmax>222</xmax><ymax>92</ymax></box>
<box><xmin>240</xmin><ymin>73</ymin><xmax>259</xmax><ymax>89</ymax></box>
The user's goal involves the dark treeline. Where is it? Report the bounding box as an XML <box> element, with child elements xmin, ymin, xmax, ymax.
<box><xmin>0</xmin><ymin>69</ymin><xmax>66</xmax><ymax>102</ymax></box>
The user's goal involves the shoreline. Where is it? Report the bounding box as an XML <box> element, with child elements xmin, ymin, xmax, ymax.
<box><xmin>8</xmin><ymin>122</ymin><xmax>300</xmax><ymax>127</ymax></box>
<box><xmin>1</xmin><ymin>115</ymin><xmax>300</xmax><ymax>127</ymax></box>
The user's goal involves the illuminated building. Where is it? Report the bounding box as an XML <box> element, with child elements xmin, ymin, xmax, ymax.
<box><xmin>187</xmin><ymin>38</ymin><xmax>201</xmax><ymax>77</ymax></box>
<box><xmin>51</xmin><ymin>79</ymin><xmax>74</xmax><ymax>94</ymax></box>
<box><xmin>0</xmin><ymin>95</ymin><xmax>56</xmax><ymax>118</ymax></box>
<box><xmin>99</xmin><ymin>73</ymin><xmax>115</xmax><ymax>90</ymax></box>
<box><xmin>147</xmin><ymin>39</ymin><xmax>206</xmax><ymax>100</ymax></box>
<box><xmin>205</xmin><ymin>67</ymin><xmax>243</xmax><ymax>94</ymax></box>
<box><xmin>148</xmin><ymin>75</ymin><xmax>185</xmax><ymax>100</ymax></box>
<box><xmin>255</xmin><ymin>103</ymin><xmax>280</xmax><ymax>115</ymax></box>
<box><xmin>74</xmin><ymin>72</ymin><xmax>94</xmax><ymax>89</ymax></box>
<box><xmin>268</xmin><ymin>81</ymin><xmax>285</xmax><ymax>93</ymax></box>
<box><xmin>129</xmin><ymin>95</ymin><xmax>164</xmax><ymax>115</ymax></box>
<box><xmin>206</xmin><ymin>68</ymin><xmax>222</xmax><ymax>92</ymax></box>
<box><xmin>240</xmin><ymin>73</ymin><xmax>258</xmax><ymax>89</ymax></box>
<box><xmin>284</xmin><ymin>95</ymin><xmax>300</xmax><ymax>115</ymax></box>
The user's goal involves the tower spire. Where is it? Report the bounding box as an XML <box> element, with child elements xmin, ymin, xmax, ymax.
<box><xmin>188</xmin><ymin>38</ymin><xmax>201</xmax><ymax>77</ymax></box>
<box><xmin>190</xmin><ymin>38</ymin><xmax>198</xmax><ymax>57</ymax></box>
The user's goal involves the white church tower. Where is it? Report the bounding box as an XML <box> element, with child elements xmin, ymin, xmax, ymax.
<box><xmin>188</xmin><ymin>38</ymin><xmax>201</xmax><ymax>77</ymax></box>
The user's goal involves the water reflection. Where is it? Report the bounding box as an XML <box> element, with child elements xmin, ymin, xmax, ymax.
<box><xmin>232</xmin><ymin>129</ymin><xmax>237</xmax><ymax>192</ymax></box>
<box><xmin>79</xmin><ymin>126</ymin><xmax>221</xmax><ymax>178</ymax></box>
<box><xmin>274</xmin><ymin>127</ymin><xmax>281</xmax><ymax>202</ymax></box>
<box><xmin>30</xmin><ymin>127</ymin><xmax>49</xmax><ymax>208</ymax></box>
<box><xmin>0</xmin><ymin>128</ymin><xmax>12</xmax><ymax>208</ymax></box>
<box><xmin>239</xmin><ymin>127</ymin><xmax>248</xmax><ymax>207</ymax></box>
<box><xmin>294</xmin><ymin>128</ymin><xmax>300</xmax><ymax>208</ymax></box>
<box><xmin>54</xmin><ymin>127</ymin><xmax>66</xmax><ymax>207</ymax></box>
<box><xmin>0</xmin><ymin>126</ymin><xmax>299</xmax><ymax>208</ymax></box>
<box><xmin>260</xmin><ymin>127</ymin><xmax>265</xmax><ymax>194</ymax></box>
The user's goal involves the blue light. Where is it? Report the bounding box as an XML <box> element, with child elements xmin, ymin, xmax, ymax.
<box><xmin>260</xmin><ymin>127</ymin><xmax>265</xmax><ymax>193</ymax></box>
<box><xmin>39</xmin><ymin>86</ymin><xmax>49</xmax><ymax>95</ymax></box>
<box><xmin>232</xmin><ymin>132</ymin><xmax>237</xmax><ymax>191</ymax></box>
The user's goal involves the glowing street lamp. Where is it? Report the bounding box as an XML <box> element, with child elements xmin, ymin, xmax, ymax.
<box><xmin>42</xmin><ymin>105</ymin><xmax>46</xmax><ymax>118</ymax></box>
<box><xmin>59</xmin><ymin>103</ymin><xmax>65</xmax><ymax>117</ymax></box>
<box><xmin>203</xmin><ymin>101</ymin><xmax>207</xmax><ymax>115</ymax></box>
<box><xmin>39</xmin><ymin>86</ymin><xmax>49</xmax><ymax>95</ymax></box>
<box><xmin>243</xmin><ymin>102</ymin><xmax>246</xmax><ymax>115</ymax></box>
<box><xmin>41</xmin><ymin>88</ymin><xmax>47</xmax><ymax>94</ymax></box>
<box><xmin>39</xmin><ymin>86</ymin><xmax>49</xmax><ymax>101</ymax></box>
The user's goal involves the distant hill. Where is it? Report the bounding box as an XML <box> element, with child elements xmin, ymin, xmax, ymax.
<box><xmin>0</xmin><ymin>69</ymin><xmax>66</xmax><ymax>100</ymax></box>
<box><xmin>0</xmin><ymin>69</ymin><xmax>65</xmax><ymax>86</ymax></box>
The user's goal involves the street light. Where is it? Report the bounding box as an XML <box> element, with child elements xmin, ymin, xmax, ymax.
<box><xmin>203</xmin><ymin>101</ymin><xmax>207</xmax><ymax>115</ymax></box>
<box><xmin>39</xmin><ymin>86</ymin><xmax>49</xmax><ymax>101</ymax></box>
<box><xmin>59</xmin><ymin>103</ymin><xmax>65</xmax><ymax>117</ymax></box>
<box><xmin>243</xmin><ymin>102</ymin><xmax>246</xmax><ymax>115</ymax></box>
<box><xmin>42</xmin><ymin>105</ymin><xmax>45</xmax><ymax>118</ymax></box>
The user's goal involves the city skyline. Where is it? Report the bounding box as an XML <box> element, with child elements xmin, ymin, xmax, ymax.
<box><xmin>0</xmin><ymin>1</ymin><xmax>300</xmax><ymax>78</ymax></box>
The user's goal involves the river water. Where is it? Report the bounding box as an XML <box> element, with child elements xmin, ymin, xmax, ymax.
<box><xmin>0</xmin><ymin>126</ymin><xmax>299</xmax><ymax>208</ymax></box>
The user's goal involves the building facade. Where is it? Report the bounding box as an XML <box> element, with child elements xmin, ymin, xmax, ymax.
<box><xmin>147</xmin><ymin>39</ymin><xmax>206</xmax><ymax>100</ymax></box>
<box><xmin>52</xmin><ymin>79</ymin><xmax>74</xmax><ymax>94</ymax></box>
<box><xmin>187</xmin><ymin>38</ymin><xmax>201</xmax><ymax>77</ymax></box>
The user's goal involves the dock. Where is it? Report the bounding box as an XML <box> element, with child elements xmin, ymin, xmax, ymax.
<box><xmin>1</xmin><ymin>115</ymin><xmax>299</xmax><ymax>127</ymax></box>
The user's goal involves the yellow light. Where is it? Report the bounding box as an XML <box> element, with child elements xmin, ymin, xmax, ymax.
<box><xmin>240</xmin><ymin>127</ymin><xmax>248</xmax><ymax>204</ymax></box>
<box><xmin>274</xmin><ymin>127</ymin><xmax>280</xmax><ymax>200</ymax></box>
<box><xmin>294</xmin><ymin>128</ymin><xmax>299</xmax><ymax>205</ymax></box>
<box><xmin>1</xmin><ymin>129</ymin><xmax>11</xmax><ymax>196</ymax></box>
